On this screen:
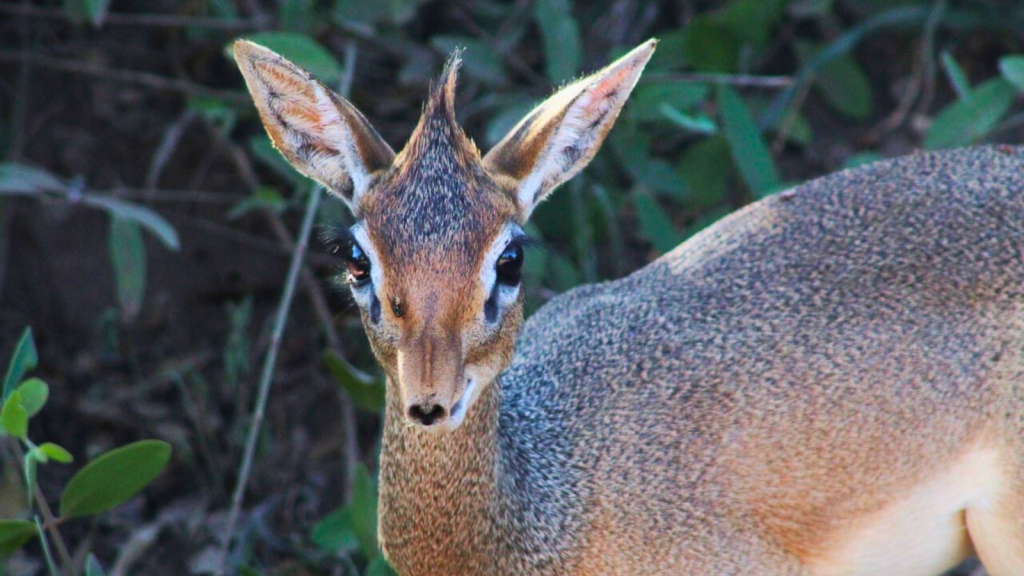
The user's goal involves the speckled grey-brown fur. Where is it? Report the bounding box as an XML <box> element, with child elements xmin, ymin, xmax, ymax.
<box><xmin>234</xmin><ymin>37</ymin><xmax>1024</xmax><ymax>575</ymax></box>
<box><xmin>380</xmin><ymin>146</ymin><xmax>1024</xmax><ymax>575</ymax></box>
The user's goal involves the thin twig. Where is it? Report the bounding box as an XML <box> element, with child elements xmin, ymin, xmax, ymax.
<box><xmin>146</xmin><ymin>110</ymin><xmax>199</xmax><ymax>190</ymax></box>
<box><xmin>0</xmin><ymin>4</ymin><xmax>265</xmax><ymax>29</ymax></box>
<box><xmin>8</xmin><ymin>441</ymin><xmax>77</xmax><ymax>575</ymax></box>
<box><xmin>644</xmin><ymin>72</ymin><xmax>794</xmax><ymax>88</ymax></box>
<box><xmin>9</xmin><ymin>0</ymin><xmax>31</xmax><ymax>160</ymax></box>
<box><xmin>34</xmin><ymin>516</ymin><xmax>60</xmax><ymax>576</ymax></box>
<box><xmin>771</xmin><ymin>78</ymin><xmax>812</xmax><ymax>155</ymax></box>
<box><xmin>335</xmin><ymin>42</ymin><xmax>360</xmax><ymax>499</ymax></box>
<box><xmin>210</xmin><ymin>123</ymin><xmax>344</xmax><ymax>351</ymax></box>
<box><xmin>0</xmin><ymin>52</ymin><xmax>247</xmax><ymax>103</ymax></box>
<box><xmin>111</xmin><ymin>188</ymin><xmax>246</xmax><ymax>205</ymax></box>
<box><xmin>219</xmin><ymin>186</ymin><xmax>322</xmax><ymax>575</ymax></box>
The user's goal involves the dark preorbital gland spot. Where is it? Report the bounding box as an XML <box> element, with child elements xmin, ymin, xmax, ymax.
<box><xmin>370</xmin><ymin>294</ymin><xmax>382</xmax><ymax>324</ymax></box>
<box><xmin>484</xmin><ymin>283</ymin><xmax>499</xmax><ymax>323</ymax></box>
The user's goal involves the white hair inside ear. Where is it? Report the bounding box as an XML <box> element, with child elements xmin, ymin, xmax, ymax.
<box><xmin>483</xmin><ymin>39</ymin><xmax>657</xmax><ymax>221</ymax></box>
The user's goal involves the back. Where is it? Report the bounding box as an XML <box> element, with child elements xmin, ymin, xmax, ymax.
<box><xmin>500</xmin><ymin>145</ymin><xmax>1024</xmax><ymax>571</ymax></box>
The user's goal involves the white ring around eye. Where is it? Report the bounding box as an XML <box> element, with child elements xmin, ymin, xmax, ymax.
<box><xmin>348</xmin><ymin>223</ymin><xmax>383</xmax><ymax>307</ymax></box>
<box><xmin>479</xmin><ymin>224</ymin><xmax>524</xmax><ymax>323</ymax></box>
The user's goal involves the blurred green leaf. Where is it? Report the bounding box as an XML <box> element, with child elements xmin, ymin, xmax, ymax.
<box><xmin>238</xmin><ymin>566</ymin><xmax>263</xmax><ymax>576</ymax></box>
<box><xmin>684</xmin><ymin>18</ymin><xmax>738</xmax><ymax>73</ymax></box>
<box><xmin>109</xmin><ymin>217</ymin><xmax>147</xmax><ymax>323</ymax></box>
<box><xmin>486</xmin><ymin>100</ymin><xmax>536</xmax><ymax>147</ymax></box>
<box><xmin>235</xmin><ymin>32</ymin><xmax>344</xmax><ymax>85</ymax></box>
<box><xmin>0</xmin><ymin>519</ymin><xmax>35</xmax><ymax>554</ymax></box>
<box><xmin>38</xmin><ymin>442</ymin><xmax>74</xmax><ymax>464</ymax></box>
<box><xmin>718</xmin><ymin>85</ymin><xmax>781</xmax><ymax>197</ymax></box>
<box><xmin>3</xmin><ymin>327</ymin><xmax>38</xmax><ymax>401</ymax></box>
<box><xmin>323</xmin><ymin>349</ymin><xmax>385</xmax><ymax>413</ymax></box>
<box><xmin>646</xmin><ymin>30</ymin><xmax>688</xmax><ymax>71</ymax></box>
<box><xmin>788</xmin><ymin>0</ymin><xmax>834</xmax><ymax>17</ymax></box>
<box><xmin>85</xmin><ymin>553</ymin><xmax>107</xmax><ymax>576</ymax></box>
<box><xmin>207</xmin><ymin>0</ymin><xmax>239</xmax><ymax>18</ymax></box>
<box><xmin>82</xmin><ymin>195</ymin><xmax>180</xmax><ymax>251</ymax></box>
<box><xmin>63</xmin><ymin>0</ymin><xmax>109</xmax><ymax>27</ymax></box>
<box><xmin>311</xmin><ymin>506</ymin><xmax>360</xmax><ymax>553</ymax></box>
<box><xmin>24</xmin><ymin>453</ymin><xmax>36</xmax><ymax>508</ymax></box>
<box><xmin>660</xmin><ymin>105</ymin><xmax>717</xmax><ymax>135</ymax></box>
<box><xmin>15</xmin><ymin>378</ymin><xmax>47</xmax><ymax>417</ymax></box>
<box><xmin>940</xmin><ymin>51</ymin><xmax>971</xmax><ymax>99</ymax></box>
<box><xmin>633</xmin><ymin>189</ymin><xmax>682</xmax><ymax>254</ymax></box>
<box><xmin>1</xmin><ymin>391</ymin><xmax>28</xmax><ymax>440</ymax></box>
<box><xmin>430</xmin><ymin>36</ymin><xmax>505</xmax><ymax>85</ymax></box>
<box><xmin>678</xmin><ymin>137</ymin><xmax>731</xmax><ymax>209</ymax></box>
<box><xmin>223</xmin><ymin>297</ymin><xmax>253</xmax><ymax>388</ymax></box>
<box><xmin>535</xmin><ymin>0</ymin><xmax>582</xmax><ymax>83</ymax></box>
<box><xmin>248</xmin><ymin>136</ymin><xmax>309</xmax><ymax>188</ymax></box>
<box><xmin>60</xmin><ymin>440</ymin><xmax>172</xmax><ymax>518</ymax></box>
<box><xmin>610</xmin><ymin>121</ymin><xmax>689</xmax><ymax>198</ymax></box>
<box><xmin>188</xmin><ymin>96</ymin><xmax>238</xmax><ymax>135</ymax></box>
<box><xmin>782</xmin><ymin>111</ymin><xmax>813</xmax><ymax>146</ymax></box>
<box><xmin>334</xmin><ymin>0</ymin><xmax>391</xmax><ymax>26</ymax></box>
<box><xmin>280</xmin><ymin>0</ymin><xmax>315</xmax><ymax>32</ymax></box>
<box><xmin>366</xmin><ymin>556</ymin><xmax>400</xmax><ymax>576</ymax></box>
<box><xmin>925</xmin><ymin>78</ymin><xmax>1015</xmax><ymax>149</ymax></box>
<box><xmin>349</xmin><ymin>464</ymin><xmax>379</xmax><ymax>558</ymax></box>
<box><xmin>631</xmin><ymin>82</ymin><xmax>710</xmax><ymax>122</ymax></box>
<box><xmin>763</xmin><ymin>5</ymin><xmax>932</xmax><ymax>129</ymax></box>
<box><xmin>796</xmin><ymin>41</ymin><xmax>873</xmax><ymax>120</ymax></box>
<box><xmin>719</xmin><ymin>0</ymin><xmax>786</xmax><ymax>49</ymax></box>
<box><xmin>84</xmin><ymin>0</ymin><xmax>110</xmax><ymax>26</ymax></box>
<box><xmin>0</xmin><ymin>163</ymin><xmax>64</xmax><ymax>194</ymax></box>
<box><xmin>548</xmin><ymin>251</ymin><xmax>580</xmax><ymax>291</ymax></box>
<box><xmin>998</xmin><ymin>55</ymin><xmax>1024</xmax><ymax>92</ymax></box>
<box><xmin>227</xmin><ymin>186</ymin><xmax>286</xmax><ymax>220</ymax></box>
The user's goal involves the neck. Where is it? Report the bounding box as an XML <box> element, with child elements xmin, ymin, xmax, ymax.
<box><xmin>378</xmin><ymin>377</ymin><xmax>502</xmax><ymax>575</ymax></box>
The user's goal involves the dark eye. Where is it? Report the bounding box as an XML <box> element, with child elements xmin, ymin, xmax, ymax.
<box><xmin>496</xmin><ymin>242</ymin><xmax>523</xmax><ymax>286</ymax></box>
<box><xmin>346</xmin><ymin>242</ymin><xmax>371</xmax><ymax>285</ymax></box>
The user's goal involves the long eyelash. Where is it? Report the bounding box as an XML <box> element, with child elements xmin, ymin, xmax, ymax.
<box><xmin>320</xmin><ymin>223</ymin><xmax>356</xmax><ymax>254</ymax></box>
<box><xmin>511</xmin><ymin>234</ymin><xmax>542</xmax><ymax>251</ymax></box>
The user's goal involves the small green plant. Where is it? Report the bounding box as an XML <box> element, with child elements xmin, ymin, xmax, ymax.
<box><xmin>310</xmin><ymin>465</ymin><xmax>397</xmax><ymax>576</ymax></box>
<box><xmin>0</xmin><ymin>327</ymin><xmax>172</xmax><ymax>574</ymax></box>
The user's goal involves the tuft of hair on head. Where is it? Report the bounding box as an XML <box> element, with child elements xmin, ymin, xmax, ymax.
<box><xmin>396</xmin><ymin>49</ymin><xmax>481</xmax><ymax>166</ymax></box>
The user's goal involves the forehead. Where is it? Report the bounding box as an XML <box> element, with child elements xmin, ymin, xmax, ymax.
<box><xmin>360</xmin><ymin>150</ymin><xmax>518</xmax><ymax>274</ymax></box>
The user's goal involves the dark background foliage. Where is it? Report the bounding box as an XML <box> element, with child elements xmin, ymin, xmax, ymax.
<box><xmin>1</xmin><ymin>0</ymin><xmax>1023</xmax><ymax>574</ymax></box>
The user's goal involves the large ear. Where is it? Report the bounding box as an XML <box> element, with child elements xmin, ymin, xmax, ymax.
<box><xmin>483</xmin><ymin>39</ymin><xmax>656</xmax><ymax>221</ymax></box>
<box><xmin>233</xmin><ymin>40</ymin><xmax>395</xmax><ymax>214</ymax></box>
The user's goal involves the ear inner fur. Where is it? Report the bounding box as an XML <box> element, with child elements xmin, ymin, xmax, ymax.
<box><xmin>232</xmin><ymin>40</ymin><xmax>394</xmax><ymax>212</ymax></box>
<box><xmin>483</xmin><ymin>39</ymin><xmax>657</xmax><ymax>220</ymax></box>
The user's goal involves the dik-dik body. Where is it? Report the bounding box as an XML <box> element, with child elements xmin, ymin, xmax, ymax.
<box><xmin>234</xmin><ymin>38</ymin><xmax>1024</xmax><ymax>575</ymax></box>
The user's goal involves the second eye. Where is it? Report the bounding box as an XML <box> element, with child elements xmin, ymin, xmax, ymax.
<box><xmin>347</xmin><ymin>242</ymin><xmax>371</xmax><ymax>285</ymax></box>
<box><xmin>496</xmin><ymin>242</ymin><xmax>524</xmax><ymax>286</ymax></box>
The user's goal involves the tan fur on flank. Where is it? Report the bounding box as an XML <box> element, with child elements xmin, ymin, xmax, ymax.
<box><xmin>235</xmin><ymin>37</ymin><xmax>1024</xmax><ymax>575</ymax></box>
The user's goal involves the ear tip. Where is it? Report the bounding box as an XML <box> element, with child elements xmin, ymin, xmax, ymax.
<box><xmin>630</xmin><ymin>38</ymin><xmax>659</xmax><ymax>62</ymax></box>
<box><xmin>232</xmin><ymin>39</ymin><xmax>275</xmax><ymax>63</ymax></box>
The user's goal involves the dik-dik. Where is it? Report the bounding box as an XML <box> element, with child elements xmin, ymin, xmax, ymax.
<box><xmin>234</xmin><ymin>38</ymin><xmax>1024</xmax><ymax>576</ymax></box>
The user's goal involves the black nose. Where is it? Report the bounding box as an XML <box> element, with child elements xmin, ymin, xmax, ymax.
<box><xmin>408</xmin><ymin>403</ymin><xmax>447</xmax><ymax>426</ymax></box>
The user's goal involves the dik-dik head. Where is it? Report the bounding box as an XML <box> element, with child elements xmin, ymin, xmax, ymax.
<box><xmin>234</xmin><ymin>39</ymin><xmax>655</xmax><ymax>431</ymax></box>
